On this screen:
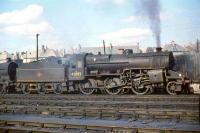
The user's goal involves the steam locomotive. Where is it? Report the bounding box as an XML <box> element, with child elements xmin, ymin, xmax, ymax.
<box><xmin>0</xmin><ymin>49</ymin><xmax>190</xmax><ymax>95</ymax></box>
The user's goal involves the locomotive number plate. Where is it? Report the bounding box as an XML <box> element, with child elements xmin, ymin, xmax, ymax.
<box><xmin>71</xmin><ymin>71</ymin><xmax>81</xmax><ymax>77</ymax></box>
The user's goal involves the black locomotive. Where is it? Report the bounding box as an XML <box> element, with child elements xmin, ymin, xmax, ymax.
<box><xmin>0</xmin><ymin>49</ymin><xmax>190</xmax><ymax>95</ymax></box>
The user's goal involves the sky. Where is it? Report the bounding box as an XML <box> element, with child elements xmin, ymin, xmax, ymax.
<box><xmin>0</xmin><ymin>0</ymin><xmax>199</xmax><ymax>52</ymax></box>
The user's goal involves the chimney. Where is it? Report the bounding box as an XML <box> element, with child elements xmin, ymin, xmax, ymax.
<box><xmin>16</xmin><ymin>52</ymin><xmax>20</xmax><ymax>59</ymax></box>
<box><xmin>42</xmin><ymin>45</ymin><xmax>46</xmax><ymax>53</ymax></box>
<box><xmin>156</xmin><ymin>47</ymin><xmax>162</xmax><ymax>52</ymax></box>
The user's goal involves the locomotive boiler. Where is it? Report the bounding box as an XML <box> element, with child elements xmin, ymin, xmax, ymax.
<box><xmin>86</xmin><ymin>49</ymin><xmax>174</xmax><ymax>73</ymax></box>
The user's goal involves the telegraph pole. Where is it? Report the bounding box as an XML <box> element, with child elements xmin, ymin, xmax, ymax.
<box><xmin>103</xmin><ymin>40</ymin><xmax>106</xmax><ymax>55</ymax></box>
<box><xmin>36</xmin><ymin>33</ymin><xmax>39</xmax><ymax>61</ymax></box>
<box><xmin>197</xmin><ymin>39</ymin><xmax>199</xmax><ymax>53</ymax></box>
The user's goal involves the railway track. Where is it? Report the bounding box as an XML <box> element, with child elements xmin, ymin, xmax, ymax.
<box><xmin>0</xmin><ymin>94</ymin><xmax>199</xmax><ymax>110</ymax></box>
<box><xmin>0</xmin><ymin>94</ymin><xmax>199</xmax><ymax>102</ymax></box>
<box><xmin>0</xmin><ymin>94</ymin><xmax>199</xmax><ymax>132</ymax></box>
<box><xmin>0</xmin><ymin>114</ymin><xmax>200</xmax><ymax>133</ymax></box>
<box><xmin>0</xmin><ymin>104</ymin><xmax>198</xmax><ymax>122</ymax></box>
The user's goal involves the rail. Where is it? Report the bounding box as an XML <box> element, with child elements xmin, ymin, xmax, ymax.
<box><xmin>0</xmin><ymin>94</ymin><xmax>199</xmax><ymax>132</ymax></box>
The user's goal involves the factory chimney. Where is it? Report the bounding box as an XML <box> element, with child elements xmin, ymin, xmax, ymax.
<box><xmin>36</xmin><ymin>33</ymin><xmax>39</xmax><ymax>61</ymax></box>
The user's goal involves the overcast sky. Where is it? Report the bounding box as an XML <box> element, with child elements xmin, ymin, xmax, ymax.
<box><xmin>0</xmin><ymin>0</ymin><xmax>199</xmax><ymax>52</ymax></box>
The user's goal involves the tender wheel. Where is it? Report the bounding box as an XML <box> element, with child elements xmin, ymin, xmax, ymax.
<box><xmin>79</xmin><ymin>79</ymin><xmax>95</xmax><ymax>95</ymax></box>
<box><xmin>22</xmin><ymin>83</ymin><xmax>31</xmax><ymax>94</ymax></box>
<box><xmin>131</xmin><ymin>81</ymin><xmax>150</xmax><ymax>95</ymax></box>
<box><xmin>105</xmin><ymin>78</ymin><xmax>122</xmax><ymax>95</ymax></box>
<box><xmin>53</xmin><ymin>83</ymin><xmax>62</xmax><ymax>94</ymax></box>
<box><xmin>166</xmin><ymin>81</ymin><xmax>177</xmax><ymax>95</ymax></box>
<box><xmin>37</xmin><ymin>84</ymin><xmax>46</xmax><ymax>94</ymax></box>
<box><xmin>0</xmin><ymin>84</ymin><xmax>5</xmax><ymax>94</ymax></box>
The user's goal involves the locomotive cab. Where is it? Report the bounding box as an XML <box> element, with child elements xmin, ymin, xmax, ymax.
<box><xmin>68</xmin><ymin>54</ymin><xmax>86</xmax><ymax>81</ymax></box>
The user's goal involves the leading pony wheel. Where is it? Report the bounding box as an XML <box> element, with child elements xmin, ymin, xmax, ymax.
<box><xmin>166</xmin><ymin>81</ymin><xmax>177</xmax><ymax>95</ymax></box>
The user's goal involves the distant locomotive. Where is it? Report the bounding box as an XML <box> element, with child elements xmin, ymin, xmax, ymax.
<box><xmin>0</xmin><ymin>50</ymin><xmax>190</xmax><ymax>95</ymax></box>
